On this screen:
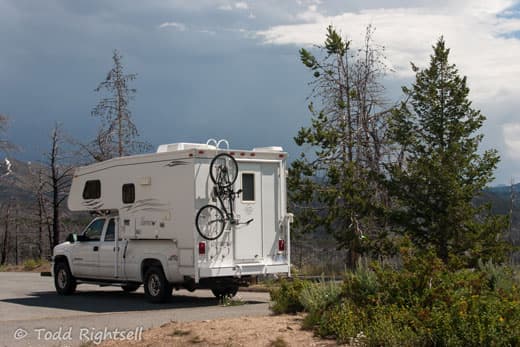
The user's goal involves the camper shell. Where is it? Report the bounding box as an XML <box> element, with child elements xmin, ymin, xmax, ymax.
<box><xmin>53</xmin><ymin>141</ymin><xmax>291</xmax><ymax>301</ymax></box>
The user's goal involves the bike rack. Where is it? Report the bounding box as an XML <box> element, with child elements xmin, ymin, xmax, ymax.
<box><xmin>206</xmin><ymin>138</ymin><xmax>230</xmax><ymax>151</ymax></box>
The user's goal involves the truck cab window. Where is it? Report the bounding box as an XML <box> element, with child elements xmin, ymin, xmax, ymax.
<box><xmin>242</xmin><ymin>173</ymin><xmax>255</xmax><ymax>201</ymax></box>
<box><xmin>122</xmin><ymin>183</ymin><xmax>135</xmax><ymax>203</ymax></box>
<box><xmin>83</xmin><ymin>219</ymin><xmax>105</xmax><ymax>241</ymax></box>
<box><xmin>83</xmin><ymin>180</ymin><xmax>101</xmax><ymax>199</ymax></box>
<box><xmin>104</xmin><ymin>219</ymin><xmax>115</xmax><ymax>242</ymax></box>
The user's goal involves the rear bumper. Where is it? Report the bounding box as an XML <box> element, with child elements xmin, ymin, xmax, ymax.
<box><xmin>199</xmin><ymin>263</ymin><xmax>289</xmax><ymax>279</ymax></box>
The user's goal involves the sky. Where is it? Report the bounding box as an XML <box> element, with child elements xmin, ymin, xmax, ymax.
<box><xmin>1</xmin><ymin>0</ymin><xmax>520</xmax><ymax>184</ymax></box>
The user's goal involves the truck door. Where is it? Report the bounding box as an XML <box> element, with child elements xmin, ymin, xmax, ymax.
<box><xmin>234</xmin><ymin>164</ymin><xmax>262</xmax><ymax>260</ymax></box>
<box><xmin>72</xmin><ymin>218</ymin><xmax>105</xmax><ymax>278</ymax></box>
<box><xmin>98</xmin><ymin>218</ymin><xmax>122</xmax><ymax>279</ymax></box>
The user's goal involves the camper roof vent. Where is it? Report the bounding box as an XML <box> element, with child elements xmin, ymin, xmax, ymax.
<box><xmin>252</xmin><ymin>146</ymin><xmax>284</xmax><ymax>152</ymax></box>
<box><xmin>156</xmin><ymin>143</ymin><xmax>217</xmax><ymax>153</ymax></box>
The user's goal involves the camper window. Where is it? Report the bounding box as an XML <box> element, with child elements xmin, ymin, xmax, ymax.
<box><xmin>242</xmin><ymin>173</ymin><xmax>255</xmax><ymax>201</ymax></box>
<box><xmin>122</xmin><ymin>183</ymin><xmax>135</xmax><ymax>204</ymax></box>
<box><xmin>83</xmin><ymin>218</ymin><xmax>105</xmax><ymax>241</ymax></box>
<box><xmin>83</xmin><ymin>180</ymin><xmax>101</xmax><ymax>199</ymax></box>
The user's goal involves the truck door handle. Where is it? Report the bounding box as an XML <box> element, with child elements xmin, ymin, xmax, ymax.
<box><xmin>93</xmin><ymin>246</ymin><xmax>99</xmax><ymax>252</ymax></box>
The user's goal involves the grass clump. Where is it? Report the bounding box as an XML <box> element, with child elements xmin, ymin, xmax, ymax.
<box><xmin>220</xmin><ymin>295</ymin><xmax>246</xmax><ymax>307</ymax></box>
<box><xmin>23</xmin><ymin>258</ymin><xmax>46</xmax><ymax>271</ymax></box>
<box><xmin>269</xmin><ymin>278</ymin><xmax>307</xmax><ymax>314</ymax></box>
<box><xmin>170</xmin><ymin>329</ymin><xmax>191</xmax><ymax>337</ymax></box>
<box><xmin>299</xmin><ymin>275</ymin><xmax>341</xmax><ymax>327</ymax></box>
<box><xmin>269</xmin><ymin>336</ymin><xmax>289</xmax><ymax>347</ymax></box>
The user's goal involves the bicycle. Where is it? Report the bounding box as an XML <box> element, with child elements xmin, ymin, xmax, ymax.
<box><xmin>195</xmin><ymin>153</ymin><xmax>253</xmax><ymax>240</ymax></box>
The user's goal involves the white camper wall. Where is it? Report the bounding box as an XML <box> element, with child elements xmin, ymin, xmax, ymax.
<box><xmin>67</xmin><ymin>152</ymin><xmax>197</xmax><ymax>245</ymax></box>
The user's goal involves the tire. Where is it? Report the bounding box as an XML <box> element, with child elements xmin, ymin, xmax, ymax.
<box><xmin>211</xmin><ymin>285</ymin><xmax>239</xmax><ymax>299</ymax></box>
<box><xmin>121</xmin><ymin>284</ymin><xmax>140</xmax><ymax>293</ymax></box>
<box><xmin>210</xmin><ymin>153</ymin><xmax>238</xmax><ymax>188</ymax></box>
<box><xmin>54</xmin><ymin>261</ymin><xmax>77</xmax><ymax>295</ymax></box>
<box><xmin>143</xmin><ymin>266</ymin><xmax>171</xmax><ymax>303</ymax></box>
<box><xmin>196</xmin><ymin>204</ymin><xmax>225</xmax><ymax>240</ymax></box>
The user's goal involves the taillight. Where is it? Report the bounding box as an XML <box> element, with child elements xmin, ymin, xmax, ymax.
<box><xmin>198</xmin><ymin>242</ymin><xmax>206</xmax><ymax>255</ymax></box>
<box><xmin>278</xmin><ymin>239</ymin><xmax>285</xmax><ymax>252</ymax></box>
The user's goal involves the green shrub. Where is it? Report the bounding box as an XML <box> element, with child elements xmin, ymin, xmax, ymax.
<box><xmin>304</xmin><ymin>249</ymin><xmax>520</xmax><ymax>346</ymax></box>
<box><xmin>269</xmin><ymin>278</ymin><xmax>307</xmax><ymax>314</ymax></box>
<box><xmin>316</xmin><ymin>300</ymin><xmax>364</xmax><ymax>343</ymax></box>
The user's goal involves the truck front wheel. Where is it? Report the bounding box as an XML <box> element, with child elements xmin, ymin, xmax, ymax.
<box><xmin>121</xmin><ymin>284</ymin><xmax>140</xmax><ymax>293</ymax></box>
<box><xmin>54</xmin><ymin>261</ymin><xmax>77</xmax><ymax>295</ymax></box>
<box><xmin>144</xmin><ymin>266</ymin><xmax>171</xmax><ymax>303</ymax></box>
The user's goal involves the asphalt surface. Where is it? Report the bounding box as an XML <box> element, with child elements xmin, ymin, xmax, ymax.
<box><xmin>0</xmin><ymin>272</ymin><xmax>271</xmax><ymax>347</ymax></box>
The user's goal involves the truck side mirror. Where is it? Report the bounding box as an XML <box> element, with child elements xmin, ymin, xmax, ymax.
<box><xmin>66</xmin><ymin>233</ymin><xmax>77</xmax><ymax>243</ymax></box>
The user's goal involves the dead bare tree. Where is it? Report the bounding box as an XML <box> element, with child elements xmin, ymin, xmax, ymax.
<box><xmin>1</xmin><ymin>200</ymin><xmax>11</xmax><ymax>265</ymax></box>
<box><xmin>44</xmin><ymin>123</ymin><xmax>74</xmax><ymax>250</ymax></box>
<box><xmin>85</xmin><ymin>49</ymin><xmax>150</xmax><ymax>162</ymax></box>
<box><xmin>0</xmin><ymin>114</ymin><xmax>17</xmax><ymax>156</ymax></box>
<box><xmin>291</xmin><ymin>25</ymin><xmax>395</xmax><ymax>266</ymax></box>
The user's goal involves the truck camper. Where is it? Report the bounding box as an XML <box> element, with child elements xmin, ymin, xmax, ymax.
<box><xmin>52</xmin><ymin>140</ymin><xmax>291</xmax><ymax>302</ymax></box>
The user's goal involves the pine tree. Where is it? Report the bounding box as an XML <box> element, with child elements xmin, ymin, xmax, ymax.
<box><xmin>389</xmin><ymin>38</ymin><xmax>510</xmax><ymax>265</ymax></box>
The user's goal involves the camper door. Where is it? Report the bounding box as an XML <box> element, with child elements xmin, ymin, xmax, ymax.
<box><xmin>234</xmin><ymin>163</ymin><xmax>263</xmax><ymax>260</ymax></box>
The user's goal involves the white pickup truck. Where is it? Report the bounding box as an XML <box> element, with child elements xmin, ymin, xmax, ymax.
<box><xmin>52</xmin><ymin>142</ymin><xmax>291</xmax><ymax>302</ymax></box>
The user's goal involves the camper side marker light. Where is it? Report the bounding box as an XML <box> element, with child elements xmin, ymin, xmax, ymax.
<box><xmin>198</xmin><ymin>150</ymin><xmax>205</xmax><ymax>154</ymax></box>
<box><xmin>278</xmin><ymin>154</ymin><xmax>284</xmax><ymax>158</ymax></box>
<box><xmin>198</xmin><ymin>242</ymin><xmax>206</xmax><ymax>255</ymax></box>
<box><xmin>278</xmin><ymin>239</ymin><xmax>285</xmax><ymax>252</ymax></box>
<box><xmin>250</xmin><ymin>153</ymin><xmax>256</xmax><ymax>157</ymax></box>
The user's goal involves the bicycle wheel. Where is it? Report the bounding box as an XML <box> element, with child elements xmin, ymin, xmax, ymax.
<box><xmin>196</xmin><ymin>205</ymin><xmax>226</xmax><ymax>240</ymax></box>
<box><xmin>210</xmin><ymin>153</ymin><xmax>238</xmax><ymax>188</ymax></box>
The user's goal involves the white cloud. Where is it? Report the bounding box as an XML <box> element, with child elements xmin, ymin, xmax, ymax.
<box><xmin>255</xmin><ymin>2</ymin><xmax>520</xmax><ymax>102</ymax></box>
<box><xmin>504</xmin><ymin>123</ymin><xmax>520</xmax><ymax>159</ymax></box>
<box><xmin>235</xmin><ymin>2</ymin><xmax>249</xmax><ymax>10</ymax></box>
<box><xmin>158</xmin><ymin>21</ymin><xmax>186</xmax><ymax>31</ymax></box>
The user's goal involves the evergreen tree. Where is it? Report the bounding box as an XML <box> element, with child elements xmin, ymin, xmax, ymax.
<box><xmin>389</xmin><ymin>38</ymin><xmax>510</xmax><ymax>265</ymax></box>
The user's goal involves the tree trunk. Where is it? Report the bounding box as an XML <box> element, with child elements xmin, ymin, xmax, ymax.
<box><xmin>1</xmin><ymin>203</ymin><xmax>10</xmax><ymax>265</ymax></box>
<box><xmin>14</xmin><ymin>211</ymin><xmax>18</xmax><ymax>265</ymax></box>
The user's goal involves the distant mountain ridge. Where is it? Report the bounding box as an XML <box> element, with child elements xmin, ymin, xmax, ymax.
<box><xmin>0</xmin><ymin>157</ymin><xmax>43</xmax><ymax>204</ymax></box>
<box><xmin>0</xmin><ymin>155</ymin><xmax>519</xmax><ymax>219</ymax></box>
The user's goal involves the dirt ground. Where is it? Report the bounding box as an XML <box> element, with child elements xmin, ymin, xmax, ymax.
<box><xmin>102</xmin><ymin>314</ymin><xmax>343</xmax><ymax>347</ymax></box>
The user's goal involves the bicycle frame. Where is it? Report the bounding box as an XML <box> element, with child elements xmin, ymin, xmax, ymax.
<box><xmin>213</xmin><ymin>185</ymin><xmax>238</xmax><ymax>224</ymax></box>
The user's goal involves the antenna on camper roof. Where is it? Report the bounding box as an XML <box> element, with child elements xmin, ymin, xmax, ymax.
<box><xmin>206</xmin><ymin>138</ymin><xmax>230</xmax><ymax>150</ymax></box>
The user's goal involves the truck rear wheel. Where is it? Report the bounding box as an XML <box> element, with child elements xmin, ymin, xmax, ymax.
<box><xmin>144</xmin><ymin>266</ymin><xmax>171</xmax><ymax>303</ymax></box>
<box><xmin>54</xmin><ymin>261</ymin><xmax>77</xmax><ymax>295</ymax></box>
<box><xmin>211</xmin><ymin>285</ymin><xmax>238</xmax><ymax>299</ymax></box>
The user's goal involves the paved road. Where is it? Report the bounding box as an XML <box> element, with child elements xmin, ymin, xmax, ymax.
<box><xmin>0</xmin><ymin>272</ymin><xmax>270</xmax><ymax>347</ymax></box>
